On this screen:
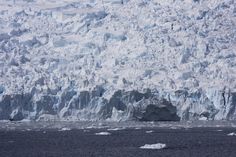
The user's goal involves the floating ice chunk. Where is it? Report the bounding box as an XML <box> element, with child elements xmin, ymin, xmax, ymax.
<box><xmin>140</xmin><ymin>143</ymin><xmax>166</xmax><ymax>150</ymax></box>
<box><xmin>95</xmin><ymin>132</ymin><xmax>111</xmax><ymax>135</ymax></box>
<box><xmin>59</xmin><ymin>127</ymin><xmax>71</xmax><ymax>131</ymax></box>
<box><xmin>227</xmin><ymin>132</ymin><xmax>236</xmax><ymax>136</ymax></box>
<box><xmin>145</xmin><ymin>130</ymin><xmax>153</xmax><ymax>133</ymax></box>
<box><xmin>86</xmin><ymin>126</ymin><xmax>94</xmax><ymax>129</ymax></box>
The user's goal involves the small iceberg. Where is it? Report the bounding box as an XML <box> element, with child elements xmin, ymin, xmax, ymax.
<box><xmin>140</xmin><ymin>143</ymin><xmax>166</xmax><ymax>150</ymax></box>
<box><xmin>227</xmin><ymin>132</ymin><xmax>236</xmax><ymax>136</ymax></box>
<box><xmin>59</xmin><ymin>127</ymin><xmax>71</xmax><ymax>131</ymax></box>
<box><xmin>95</xmin><ymin>132</ymin><xmax>111</xmax><ymax>135</ymax></box>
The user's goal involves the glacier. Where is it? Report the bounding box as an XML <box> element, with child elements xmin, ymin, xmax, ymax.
<box><xmin>0</xmin><ymin>0</ymin><xmax>236</xmax><ymax>121</ymax></box>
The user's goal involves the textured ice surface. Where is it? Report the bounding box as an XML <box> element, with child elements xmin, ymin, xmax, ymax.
<box><xmin>0</xmin><ymin>0</ymin><xmax>236</xmax><ymax>121</ymax></box>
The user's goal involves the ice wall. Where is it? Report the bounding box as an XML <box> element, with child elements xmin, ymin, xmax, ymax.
<box><xmin>0</xmin><ymin>87</ymin><xmax>236</xmax><ymax>121</ymax></box>
<box><xmin>0</xmin><ymin>0</ymin><xmax>236</xmax><ymax>121</ymax></box>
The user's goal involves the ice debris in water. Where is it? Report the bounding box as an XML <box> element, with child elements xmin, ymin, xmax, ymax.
<box><xmin>145</xmin><ymin>130</ymin><xmax>153</xmax><ymax>133</ymax></box>
<box><xmin>227</xmin><ymin>132</ymin><xmax>236</xmax><ymax>136</ymax></box>
<box><xmin>95</xmin><ymin>132</ymin><xmax>111</xmax><ymax>135</ymax></box>
<box><xmin>59</xmin><ymin>127</ymin><xmax>71</xmax><ymax>131</ymax></box>
<box><xmin>140</xmin><ymin>143</ymin><xmax>166</xmax><ymax>150</ymax></box>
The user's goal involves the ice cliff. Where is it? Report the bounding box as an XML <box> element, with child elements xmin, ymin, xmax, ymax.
<box><xmin>0</xmin><ymin>0</ymin><xmax>236</xmax><ymax>121</ymax></box>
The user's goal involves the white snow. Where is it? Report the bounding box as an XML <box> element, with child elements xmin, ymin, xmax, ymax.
<box><xmin>140</xmin><ymin>143</ymin><xmax>166</xmax><ymax>150</ymax></box>
<box><xmin>95</xmin><ymin>132</ymin><xmax>111</xmax><ymax>135</ymax></box>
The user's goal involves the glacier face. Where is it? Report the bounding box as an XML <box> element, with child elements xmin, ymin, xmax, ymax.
<box><xmin>0</xmin><ymin>0</ymin><xmax>236</xmax><ymax>121</ymax></box>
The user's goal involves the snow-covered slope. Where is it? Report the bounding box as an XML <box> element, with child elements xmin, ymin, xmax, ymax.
<box><xmin>0</xmin><ymin>0</ymin><xmax>236</xmax><ymax>121</ymax></box>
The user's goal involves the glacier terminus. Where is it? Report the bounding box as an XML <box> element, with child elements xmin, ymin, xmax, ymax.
<box><xmin>0</xmin><ymin>0</ymin><xmax>236</xmax><ymax>121</ymax></box>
